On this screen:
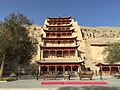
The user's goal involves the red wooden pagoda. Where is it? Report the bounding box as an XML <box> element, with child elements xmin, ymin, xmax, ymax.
<box><xmin>37</xmin><ymin>17</ymin><xmax>83</xmax><ymax>76</ymax></box>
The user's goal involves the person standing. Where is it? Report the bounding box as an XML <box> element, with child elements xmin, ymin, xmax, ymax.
<box><xmin>35</xmin><ymin>70</ymin><xmax>39</xmax><ymax>80</ymax></box>
<box><xmin>99</xmin><ymin>68</ymin><xmax>103</xmax><ymax>80</ymax></box>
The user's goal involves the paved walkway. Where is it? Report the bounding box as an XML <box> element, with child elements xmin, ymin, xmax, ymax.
<box><xmin>0</xmin><ymin>76</ymin><xmax>120</xmax><ymax>90</ymax></box>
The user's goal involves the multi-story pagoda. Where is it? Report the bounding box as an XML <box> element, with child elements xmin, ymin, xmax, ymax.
<box><xmin>37</xmin><ymin>17</ymin><xmax>83</xmax><ymax>76</ymax></box>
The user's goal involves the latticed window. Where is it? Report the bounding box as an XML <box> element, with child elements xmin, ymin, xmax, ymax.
<box><xmin>50</xmin><ymin>51</ymin><xmax>55</xmax><ymax>58</ymax></box>
<box><xmin>51</xmin><ymin>33</ymin><xmax>56</xmax><ymax>37</ymax></box>
<box><xmin>70</xmin><ymin>51</ymin><xmax>75</xmax><ymax>58</ymax></box>
<box><xmin>66</xmin><ymin>28</ymin><xmax>70</xmax><ymax>30</ymax></box>
<box><xmin>64</xmin><ymin>51</ymin><xmax>68</xmax><ymax>58</ymax></box>
<box><xmin>43</xmin><ymin>51</ymin><xmax>49</xmax><ymax>58</ymax></box>
<box><xmin>62</xmin><ymin>33</ymin><xmax>66</xmax><ymax>37</ymax></box>
<box><xmin>67</xmin><ymin>33</ymin><xmax>72</xmax><ymax>36</ymax></box>
<box><xmin>57</xmin><ymin>33</ymin><xmax>61</xmax><ymax>37</ymax></box>
<box><xmin>57</xmin><ymin>51</ymin><xmax>62</xmax><ymax>57</ymax></box>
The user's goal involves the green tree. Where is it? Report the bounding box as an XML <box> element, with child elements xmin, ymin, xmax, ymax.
<box><xmin>103</xmin><ymin>42</ymin><xmax>120</xmax><ymax>64</ymax></box>
<box><xmin>0</xmin><ymin>12</ymin><xmax>38</xmax><ymax>78</ymax></box>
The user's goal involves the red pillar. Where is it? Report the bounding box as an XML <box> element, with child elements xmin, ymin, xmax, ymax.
<box><xmin>100</xmin><ymin>65</ymin><xmax>103</xmax><ymax>75</ymax></box>
<box><xmin>47</xmin><ymin>65</ymin><xmax>49</xmax><ymax>73</ymax></box>
<box><xmin>55</xmin><ymin>50</ymin><xmax>57</xmax><ymax>58</ymax></box>
<box><xmin>62</xmin><ymin>40</ymin><xmax>63</xmax><ymax>46</ymax></box>
<box><xmin>62</xmin><ymin>50</ymin><xmax>64</xmax><ymax>57</ymax></box>
<box><xmin>48</xmin><ymin>50</ymin><xmax>50</xmax><ymax>58</ymax></box>
<box><xmin>78</xmin><ymin>65</ymin><xmax>81</xmax><ymax>72</ymax></box>
<box><xmin>71</xmin><ymin>65</ymin><xmax>73</xmax><ymax>73</ymax></box>
<box><xmin>55</xmin><ymin>65</ymin><xmax>57</xmax><ymax>73</ymax></box>
<box><xmin>68</xmin><ymin>50</ymin><xmax>70</xmax><ymax>58</ymax></box>
<box><xmin>63</xmin><ymin>65</ymin><xmax>65</xmax><ymax>73</ymax></box>
<box><xmin>109</xmin><ymin>66</ymin><xmax>111</xmax><ymax>75</ymax></box>
<box><xmin>38</xmin><ymin>65</ymin><xmax>41</xmax><ymax>75</ymax></box>
<box><xmin>118</xmin><ymin>66</ymin><xmax>120</xmax><ymax>73</ymax></box>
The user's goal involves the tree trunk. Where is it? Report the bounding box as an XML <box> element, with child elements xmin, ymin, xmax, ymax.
<box><xmin>0</xmin><ymin>54</ymin><xmax>5</xmax><ymax>78</ymax></box>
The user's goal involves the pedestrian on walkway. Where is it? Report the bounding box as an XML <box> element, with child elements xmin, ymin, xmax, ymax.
<box><xmin>99</xmin><ymin>69</ymin><xmax>103</xmax><ymax>80</ymax></box>
<box><xmin>35</xmin><ymin>70</ymin><xmax>39</xmax><ymax>80</ymax></box>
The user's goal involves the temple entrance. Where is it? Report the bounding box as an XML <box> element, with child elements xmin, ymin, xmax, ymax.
<box><xmin>72</xmin><ymin>66</ymin><xmax>78</xmax><ymax>76</ymax></box>
<box><xmin>65</xmin><ymin>66</ymin><xmax>71</xmax><ymax>71</ymax></box>
<box><xmin>41</xmin><ymin>66</ymin><xmax>47</xmax><ymax>74</ymax></box>
<box><xmin>73</xmin><ymin>66</ymin><xmax>78</xmax><ymax>71</ymax></box>
<box><xmin>57</xmin><ymin>66</ymin><xmax>63</xmax><ymax>75</ymax></box>
<box><xmin>49</xmin><ymin>66</ymin><xmax>55</xmax><ymax>74</ymax></box>
<box><xmin>39</xmin><ymin>64</ymin><xmax>80</xmax><ymax>78</ymax></box>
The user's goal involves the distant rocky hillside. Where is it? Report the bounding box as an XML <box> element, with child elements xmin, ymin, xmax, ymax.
<box><xmin>80</xmin><ymin>26</ymin><xmax>120</xmax><ymax>38</ymax></box>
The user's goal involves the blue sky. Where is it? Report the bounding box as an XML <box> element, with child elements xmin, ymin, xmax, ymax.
<box><xmin>0</xmin><ymin>0</ymin><xmax>120</xmax><ymax>26</ymax></box>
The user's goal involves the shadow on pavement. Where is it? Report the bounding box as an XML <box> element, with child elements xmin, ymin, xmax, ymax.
<box><xmin>59</xmin><ymin>86</ymin><xmax>120</xmax><ymax>90</ymax></box>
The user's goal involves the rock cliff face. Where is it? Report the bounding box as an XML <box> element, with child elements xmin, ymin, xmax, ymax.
<box><xmin>81</xmin><ymin>26</ymin><xmax>120</xmax><ymax>38</ymax></box>
<box><xmin>80</xmin><ymin>26</ymin><xmax>120</xmax><ymax>71</ymax></box>
<box><xmin>28</xmin><ymin>25</ymin><xmax>120</xmax><ymax>71</ymax></box>
<box><xmin>27</xmin><ymin>25</ymin><xmax>43</xmax><ymax>63</ymax></box>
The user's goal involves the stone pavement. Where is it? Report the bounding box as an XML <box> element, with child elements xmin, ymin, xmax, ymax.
<box><xmin>0</xmin><ymin>76</ymin><xmax>120</xmax><ymax>90</ymax></box>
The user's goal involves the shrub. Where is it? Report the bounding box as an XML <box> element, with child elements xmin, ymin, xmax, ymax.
<box><xmin>0</xmin><ymin>78</ymin><xmax>16</xmax><ymax>81</ymax></box>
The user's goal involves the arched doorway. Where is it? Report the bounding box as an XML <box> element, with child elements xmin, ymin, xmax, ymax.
<box><xmin>73</xmin><ymin>66</ymin><xmax>78</xmax><ymax>71</ymax></box>
<box><xmin>49</xmin><ymin>66</ymin><xmax>55</xmax><ymax>74</ymax></box>
<box><xmin>57</xmin><ymin>66</ymin><xmax>63</xmax><ymax>75</ymax></box>
<box><xmin>65</xmin><ymin>66</ymin><xmax>71</xmax><ymax>71</ymax></box>
<box><xmin>72</xmin><ymin>66</ymin><xmax>78</xmax><ymax>76</ymax></box>
<box><xmin>41</xmin><ymin>66</ymin><xmax>47</xmax><ymax>74</ymax></box>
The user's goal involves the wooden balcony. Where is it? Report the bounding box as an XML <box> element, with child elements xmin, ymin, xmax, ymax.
<box><xmin>42</xmin><ymin>36</ymin><xmax>77</xmax><ymax>40</ymax></box>
<box><xmin>45</xmin><ymin>44</ymin><xmax>76</xmax><ymax>47</ymax></box>
<box><xmin>38</xmin><ymin>58</ymin><xmax>83</xmax><ymax>63</ymax></box>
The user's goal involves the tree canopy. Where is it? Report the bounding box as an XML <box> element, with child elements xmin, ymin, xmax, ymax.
<box><xmin>103</xmin><ymin>42</ymin><xmax>120</xmax><ymax>64</ymax></box>
<box><xmin>0</xmin><ymin>12</ymin><xmax>38</xmax><ymax>77</ymax></box>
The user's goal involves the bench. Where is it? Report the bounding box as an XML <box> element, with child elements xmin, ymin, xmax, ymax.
<box><xmin>43</xmin><ymin>74</ymin><xmax>56</xmax><ymax>80</ymax></box>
